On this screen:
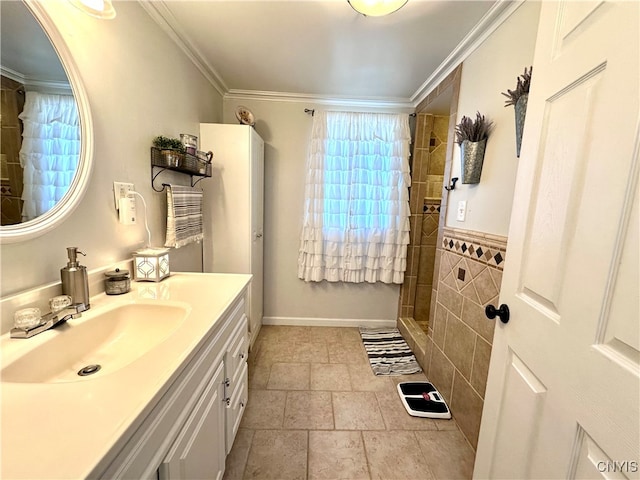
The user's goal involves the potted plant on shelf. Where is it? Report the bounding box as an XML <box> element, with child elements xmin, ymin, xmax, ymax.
<box><xmin>152</xmin><ymin>135</ymin><xmax>185</xmax><ymax>168</ymax></box>
<box><xmin>502</xmin><ymin>66</ymin><xmax>532</xmax><ymax>158</ymax></box>
<box><xmin>455</xmin><ymin>112</ymin><xmax>494</xmax><ymax>184</ymax></box>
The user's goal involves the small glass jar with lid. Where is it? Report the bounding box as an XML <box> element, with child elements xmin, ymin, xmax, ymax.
<box><xmin>104</xmin><ymin>268</ymin><xmax>131</xmax><ymax>295</ymax></box>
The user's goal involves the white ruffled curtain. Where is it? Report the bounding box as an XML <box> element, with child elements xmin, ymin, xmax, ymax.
<box><xmin>18</xmin><ymin>92</ymin><xmax>80</xmax><ymax>221</ymax></box>
<box><xmin>298</xmin><ymin>111</ymin><xmax>411</xmax><ymax>284</ymax></box>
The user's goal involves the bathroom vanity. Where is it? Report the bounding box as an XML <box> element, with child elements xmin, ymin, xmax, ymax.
<box><xmin>0</xmin><ymin>273</ymin><xmax>251</xmax><ymax>480</ymax></box>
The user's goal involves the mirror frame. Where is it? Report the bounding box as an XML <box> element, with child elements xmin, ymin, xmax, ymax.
<box><xmin>0</xmin><ymin>0</ymin><xmax>94</xmax><ymax>244</ymax></box>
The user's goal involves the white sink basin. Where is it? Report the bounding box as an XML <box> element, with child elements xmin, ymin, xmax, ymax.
<box><xmin>1</xmin><ymin>302</ymin><xmax>188</xmax><ymax>384</ymax></box>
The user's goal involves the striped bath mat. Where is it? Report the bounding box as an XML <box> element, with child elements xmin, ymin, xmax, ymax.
<box><xmin>359</xmin><ymin>327</ymin><xmax>422</xmax><ymax>376</ymax></box>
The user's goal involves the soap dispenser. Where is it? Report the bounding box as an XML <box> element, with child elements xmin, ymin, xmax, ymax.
<box><xmin>60</xmin><ymin>247</ymin><xmax>90</xmax><ymax>312</ymax></box>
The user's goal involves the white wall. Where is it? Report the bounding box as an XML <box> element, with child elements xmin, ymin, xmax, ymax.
<box><xmin>0</xmin><ymin>1</ymin><xmax>222</xmax><ymax>297</ymax></box>
<box><xmin>222</xmin><ymin>99</ymin><xmax>413</xmax><ymax>324</ymax></box>
<box><xmin>446</xmin><ymin>1</ymin><xmax>541</xmax><ymax>236</ymax></box>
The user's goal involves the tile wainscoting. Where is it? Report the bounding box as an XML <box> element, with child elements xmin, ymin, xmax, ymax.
<box><xmin>399</xmin><ymin>227</ymin><xmax>507</xmax><ymax>450</ymax></box>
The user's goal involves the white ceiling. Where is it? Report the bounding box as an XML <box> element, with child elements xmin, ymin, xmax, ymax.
<box><xmin>1</xmin><ymin>0</ymin><xmax>507</xmax><ymax>107</ymax></box>
<box><xmin>144</xmin><ymin>0</ymin><xmax>502</xmax><ymax>105</ymax></box>
<box><xmin>0</xmin><ymin>1</ymin><xmax>68</xmax><ymax>84</ymax></box>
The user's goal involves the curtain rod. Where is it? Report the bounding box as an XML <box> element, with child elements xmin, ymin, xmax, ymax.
<box><xmin>304</xmin><ymin>108</ymin><xmax>416</xmax><ymax>117</ymax></box>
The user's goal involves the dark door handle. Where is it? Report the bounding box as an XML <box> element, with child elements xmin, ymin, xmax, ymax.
<box><xmin>485</xmin><ymin>304</ymin><xmax>510</xmax><ymax>323</ymax></box>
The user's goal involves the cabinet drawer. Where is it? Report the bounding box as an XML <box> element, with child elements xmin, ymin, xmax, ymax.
<box><xmin>225</xmin><ymin>314</ymin><xmax>248</xmax><ymax>384</ymax></box>
<box><xmin>226</xmin><ymin>361</ymin><xmax>248</xmax><ymax>454</ymax></box>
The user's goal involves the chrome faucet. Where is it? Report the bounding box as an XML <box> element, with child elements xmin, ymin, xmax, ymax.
<box><xmin>10</xmin><ymin>305</ymin><xmax>84</xmax><ymax>339</ymax></box>
<box><xmin>10</xmin><ymin>247</ymin><xmax>91</xmax><ymax>339</ymax></box>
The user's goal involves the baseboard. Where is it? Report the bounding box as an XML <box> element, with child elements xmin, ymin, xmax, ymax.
<box><xmin>262</xmin><ymin>316</ymin><xmax>397</xmax><ymax>328</ymax></box>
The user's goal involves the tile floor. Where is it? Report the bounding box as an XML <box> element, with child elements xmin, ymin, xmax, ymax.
<box><xmin>223</xmin><ymin>325</ymin><xmax>475</xmax><ymax>480</ymax></box>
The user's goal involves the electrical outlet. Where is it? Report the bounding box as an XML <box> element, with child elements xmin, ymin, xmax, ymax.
<box><xmin>113</xmin><ymin>182</ymin><xmax>134</xmax><ymax>210</ymax></box>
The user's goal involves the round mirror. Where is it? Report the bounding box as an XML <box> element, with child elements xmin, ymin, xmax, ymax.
<box><xmin>0</xmin><ymin>0</ymin><xmax>93</xmax><ymax>243</ymax></box>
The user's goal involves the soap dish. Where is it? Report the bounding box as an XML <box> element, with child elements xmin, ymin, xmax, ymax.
<box><xmin>397</xmin><ymin>382</ymin><xmax>451</xmax><ymax>419</ymax></box>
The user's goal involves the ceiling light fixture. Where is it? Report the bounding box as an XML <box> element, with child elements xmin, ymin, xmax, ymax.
<box><xmin>69</xmin><ymin>0</ymin><xmax>116</xmax><ymax>19</ymax></box>
<box><xmin>348</xmin><ymin>0</ymin><xmax>408</xmax><ymax>17</ymax></box>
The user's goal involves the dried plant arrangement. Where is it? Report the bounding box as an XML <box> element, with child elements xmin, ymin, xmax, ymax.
<box><xmin>455</xmin><ymin>112</ymin><xmax>494</xmax><ymax>144</ymax></box>
<box><xmin>502</xmin><ymin>66</ymin><xmax>532</xmax><ymax>107</ymax></box>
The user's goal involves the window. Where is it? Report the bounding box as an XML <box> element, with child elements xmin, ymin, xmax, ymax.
<box><xmin>298</xmin><ymin>111</ymin><xmax>411</xmax><ymax>284</ymax></box>
<box><xmin>19</xmin><ymin>92</ymin><xmax>80</xmax><ymax>221</ymax></box>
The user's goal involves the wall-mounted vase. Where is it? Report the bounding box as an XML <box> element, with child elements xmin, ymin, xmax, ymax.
<box><xmin>461</xmin><ymin>139</ymin><xmax>487</xmax><ymax>184</ymax></box>
<box><xmin>515</xmin><ymin>93</ymin><xmax>528</xmax><ymax>158</ymax></box>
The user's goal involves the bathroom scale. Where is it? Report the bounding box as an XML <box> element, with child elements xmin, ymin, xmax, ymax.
<box><xmin>397</xmin><ymin>382</ymin><xmax>451</xmax><ymax>419</ymax></box>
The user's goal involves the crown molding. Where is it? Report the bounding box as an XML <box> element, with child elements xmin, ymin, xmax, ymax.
<box><xmin>1</xmin><ymin>66</ymin><xmax>72</xmax><ymax>95</ymax></box>
<box><xmin>138</xmin><ymin>1</ymin><xmax>228</xmax><ymax>96</ymax></box>
<box><xmin>142</xmin><ymin>0</ymin><xmax>523</xmax><ymax>108</ymax></box>
<box><xmin>225</xmin><ymin>89</ymin><xmax>415</xmax><ymax>111</ymax></box>
<box><xmin>410</xmin><ymin>0</ymin><xmax>525</xmax><ymax>106</ymax></box>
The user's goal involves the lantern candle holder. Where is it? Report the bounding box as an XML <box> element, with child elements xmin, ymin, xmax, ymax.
<box><xmin>132</xmin><ymin>248</ymin><xmax>170</xmax><ymax>282</ymax></box>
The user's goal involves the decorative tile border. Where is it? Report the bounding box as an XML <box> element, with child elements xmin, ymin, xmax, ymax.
<box><xmin>442</xmin><ymin>227</ymin><xmax>507</xmax><ymax>270</ymax></box>
<box><xmin>423</xmin><ymin>197</ymin><xmax>441</xmax><ymax>214</ymax></box>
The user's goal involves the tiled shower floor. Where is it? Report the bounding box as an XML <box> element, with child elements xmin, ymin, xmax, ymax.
<box><xmin>223</xmin><ymin>325</ymin><xmax>475</xmax><ymax>480</ymax></box>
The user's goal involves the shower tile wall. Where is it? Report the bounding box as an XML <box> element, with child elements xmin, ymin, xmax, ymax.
<box><xmin>0</xmin><ymin>75</ymin><xmax>25</xmax><ymax>226</ymax></box>
<box><xmin>398</xmin><ymin>64</ymin><xmax>508</xmax><ymax>452</ymax></box>
<box><xmin>399</xmin><ymin>114</ymin><xmax>448</xmax><ymax>326</ymax></box>
<box><xmin>422</xmin><ymin>227</ymin><xmax>507</xmax><ymax>449</ymax></box>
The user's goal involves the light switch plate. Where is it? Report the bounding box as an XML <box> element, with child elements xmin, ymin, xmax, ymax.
<box><xmin>457</xmin><ymin>200</ymin><xmax>467</xmax><ymax>221</ymax></box>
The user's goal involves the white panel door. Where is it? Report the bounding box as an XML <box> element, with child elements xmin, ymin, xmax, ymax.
<box><xmin>475</xmin><ymin>2</ymin><xmax>639</xmax><ymax>479</ymax></box>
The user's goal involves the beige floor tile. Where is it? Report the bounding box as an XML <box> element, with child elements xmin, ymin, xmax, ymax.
<box><xmin>375</xmin><ymin>390</ymin><xmax>438</xmax><ymax>431</ymax></box>
<box><xmin>328</xmin><ymin>342</ymin><xmax>369</xmax><ymax>364</ymax></box>
<box><xmin>306</xmin><ymin>326</ymin><xmax>362</xmax><ymax>342</ymax></box>
<box><xmin>289</xmin><ymin>342</ymin><xmax>330</xmax><ymax>363</ymax></box>
<box><xmin>388</xmin><ymin>372</ymin><xmax>429</xmax><ymax>386</ymax></box>
<box><xmin>347</xmin><ymin>363</ymin><xmax>395</xmax><ymax>392</ymax></box>
<box><xmin>308</xmin><ymin>326</ymin><xmax>347</xmax><ymax>343</ymax></box>
<box><xmin>248</xmin><ymin>363</ymin><xmax>270</xmax><ymax>390</ymax></box>
<box><xmin>415</xmin><ymin>429</ymin><xmax>475</xmax><ymax>479</ymax></box>
<box><xmin>434</xmin><ymin>418</ymin><xmax>459</xmax><ymax>430</ymax></box>
<box><xmin>253</xmin><ymin>343</ymin><xmax>296</xmax><ymax>366</ymax></box>
<box><xmin>332</xmin><ymin>392</ymin><xmax>386</xmax><ymax>430</ymax></box>
<box><xmin>257</xmin><ymin>325</ymin><xmax>311</xmax><ymax>344</ymax></box>
<box><xmin>243</xmin><ymin>430</ymin><xmax>308</xmax><ymax>480</ymax></box>
<box><xmin>223</xmin><ymin>429</ymin><xmax>254</xmax><ymax>480</ymax></box>
<box><xmin>362</xmin><ymin>431</ymin><xmax>434</xmax><ymax>480</ymax></box>
<box><xmin>308</xmin><ymin>431</ymin><xmax>370</xmax><ymax>480</ymax></box>
<box><xmin>241</xmin><ymin>390</ymin><xmax>286</xmax><ymax>429</ymax></box>
<box><xmin>284</xmin><ymin>391</ymin><xmax>334</xmax><ymax>429</ymax></box>
<box><xmin>229</xmin><ymin>325</ymin><xmax>476</xmax><ymax>480</ymax></box>
<box><xmin>310</xmin><ymin>363</ymin><xmax>352</xmax><ymax>391</ymax></box>
<box><xmin>267</xmin><ymin>362</ymin><xmax>310</xmax><ymax>390</ymax></box>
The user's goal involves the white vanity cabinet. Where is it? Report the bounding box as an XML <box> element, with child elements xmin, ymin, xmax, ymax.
<box><xmin>159</xmin><ymin>314</ymin><xmax>249</xmax><ymax>479</ymax></box>
<box><xmin>97</xmin><ymin>295</ymin><xmax>250</xmax><ymax>480</ymax></box>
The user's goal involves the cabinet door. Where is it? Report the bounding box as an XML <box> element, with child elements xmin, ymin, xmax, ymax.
<box><xmin>159</xmin><ymin>362</ymin><xmax>226</xmax><ymax>480</ymax></box>
<box><xmin>249</xmin><ymin>129</ymin><xmax>264</xmax><ymax>339</ymax></box>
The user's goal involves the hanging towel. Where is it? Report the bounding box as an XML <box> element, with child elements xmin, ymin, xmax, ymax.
<box><xmin>164</xmin><ymin>184</ymin><xmax>204</xmax><ymax>248</ymax></box>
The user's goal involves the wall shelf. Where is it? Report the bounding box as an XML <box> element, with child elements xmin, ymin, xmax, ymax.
<box><xmin>150</xmin><ymin>147</ymin><xmax>211</xmax><ymax>192</ymax></box>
